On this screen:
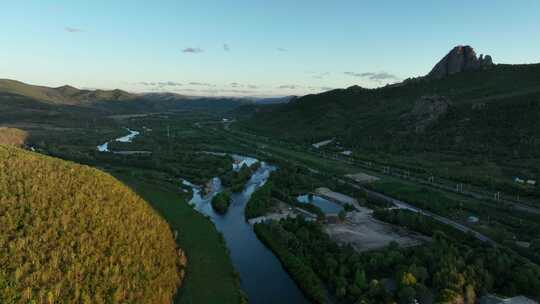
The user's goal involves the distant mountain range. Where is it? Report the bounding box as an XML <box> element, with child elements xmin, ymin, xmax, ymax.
<box><xmin>0</xmin><ymin>79</ymin><xmax>294</xmax><ymax>118</ymax></box>
<box><xmin>0</xmin><ymin>79</ymin><xmax>135</xmax><ymax>105</ymax></box>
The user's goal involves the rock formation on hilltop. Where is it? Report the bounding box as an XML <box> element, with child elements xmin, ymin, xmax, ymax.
<box><xmin>428</xmin><ymin>45</ymin><xmax>493</xmax><ymax>79</ymax></box>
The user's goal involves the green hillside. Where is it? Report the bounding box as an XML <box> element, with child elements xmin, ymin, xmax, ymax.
<box><xmin>243</xmin><ymin>64</ymin><xmax>540</xmax><ymax>149</ymax></box>
<box><xmin>0</xmin><ymin>145</ymin><xmax>184</xmax><ymax>303</ymax></box>
<box><xmin>240</xmin><ymin>64</ymin><xmax>540</xmax><ymax>192</ymax></box>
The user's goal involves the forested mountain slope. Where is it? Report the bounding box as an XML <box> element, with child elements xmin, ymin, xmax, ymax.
<box><xmin>0</xmin><ymin>145</ymin><xmax>185</xmax><ymax>303</ymax></box>
<box><xmin>242</xmin><ymin>63</ymin><xmax>540</xmax><ymax>159</ymax></box>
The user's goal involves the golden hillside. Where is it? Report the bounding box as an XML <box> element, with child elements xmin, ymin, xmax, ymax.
<box><xmin>0</xmin><ymin>145</ymin><xmax>185</xmax><ymax>303</ymax></box>
<box><xmin>0</xmin><ymin>128</ymin><xmax>28</xmax><ymax>147</ymax></box>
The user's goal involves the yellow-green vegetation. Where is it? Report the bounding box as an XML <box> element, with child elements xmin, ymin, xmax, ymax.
<box><xmin>0</xmin><ymin>127</ymin><xmax>27</xmax><ymax>147</ymax></box>
<box><xmin>114</xmin><ymin>172</ymin><xmax>246</xmax><ymax>304</ymax></box>
<box><xmin>0</xmin><ymin>145</ymin><xmax>184</xmax><ymax>304</ymax></box>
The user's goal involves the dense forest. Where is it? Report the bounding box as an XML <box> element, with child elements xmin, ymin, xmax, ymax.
<box><xmin>244</xmin><ymin>163</ymin><xmax>330</xmax><ymax>220</ymax></box>
<box><xmin>221</xmin><ymin>162</ymin><xmax>261</xmax><ymax>192</ymax></box>
<box><xmin>0</xmin><ymin>145</ymin><xmax>184</xmax><ymax>303</ymax></box>
<box><xmin>255</xmin><ymin>215</ymin><xmax>540</xmax><ymax>304</ymax></box>
<box><xmin>245</xmin><ymin>181</ymin><xmax>275</xmax><ymax>219</ymax></box>
<box><xmin>239</xmin><ymin>64</ymin><xmax>540</xmax><ymax>203</ymax></box>
<box><xmin>242</xmin><ymin>64</ymin><xmax>540</xmax><ymax>157</ymax></box>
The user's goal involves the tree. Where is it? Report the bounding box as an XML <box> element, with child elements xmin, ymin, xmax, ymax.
<box><xmin>438</xmin><ymin>289</ymin><xmax>464</xmax><ymax>304</ymax></box>
<box><xmin>464</xmin><ymin>285</ymin><xmax>476</xmax><ymax>304</ymax></box>
<box><xmin>354</xmin><ymin>269</ymin><xmax>367</xmax><ymax>290</ymax></box>
<box><xmin>410</xmin><ymin>265</ymin><xmax>428</xmax><ymax>284</ymax></box>
<box><xmin>211</xmin><ymin>191</ymin><xmax>231</xmax><ymax>214</ymax></box>
<box><xmin>398</xmin><ymin>286</ymin><xmax>416</xmax><ymax>304</ymax></box>
<box><xmin>401</xmin><ymin>272</ymin><xmax>417</xmax><ymax>287</ymax></box>
<box><xmin>339</xmin><ymin>210</ymin><xmax>347</xmax><ymax>221</ymax></box>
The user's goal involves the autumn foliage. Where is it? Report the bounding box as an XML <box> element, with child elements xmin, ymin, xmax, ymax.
<box><xmin>0</xmin><ymin>128</ymin><xmax>27</xmax><ymax>147</ymax></box>
<box><xmin>0</xmin><ymin>145</ymin><xmax>184</xmax><ymax>303</ymax></box>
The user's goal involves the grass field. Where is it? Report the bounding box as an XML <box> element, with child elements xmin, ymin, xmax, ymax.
<box><xmin>114</xmin><ymin>172</ymin><xmax>245</xmax><ymax>304</ymax></box>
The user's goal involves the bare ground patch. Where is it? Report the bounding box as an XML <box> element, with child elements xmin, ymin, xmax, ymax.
<box><xmin>345</xmin><ymin>172</ymin><xmax>380</xmax><ymax>184</ymax></box>
<box><xmin>324</xmin><ymin>208</ymin><xmax>429</xmax><ymax>252</ymax></box>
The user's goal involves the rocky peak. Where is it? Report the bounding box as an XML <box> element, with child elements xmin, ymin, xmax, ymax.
<box><xmin>428</xmin><ymin>45</ymin><xmax>493</xmax><ymax>79</ymax></box>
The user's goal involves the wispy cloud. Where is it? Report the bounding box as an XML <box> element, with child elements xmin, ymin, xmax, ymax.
<box><xmin>223</xmin><ymin>44</ymin><xmax>230</xmax><ymax>51</ymax></box>
<box><xmin>278</xmin><ymin>85</ymin><xmax>299</xmax><ymax>90</ymax></box>
<box><xmin>137</xmin><ymin>81</ymin><xmax>184</xmax><ymax>92</ymax></box>
<box><xmin>276</xmin><ymin>48</ymin><xmax>288</xmax><ymax>52</ymax></box>
<box><xmin>139</xmin><ymin>81</ymin><xmax>182</xmax><ymax>87</ymax></box>
<box><xmin>65</xmin><ymin>27</ymin><xmax>84</xmax><ymax>33</ymax></box>
<box><xmin>162</xmin><ymin>81</ymin><xmax>182</xmax><ymax>86</ymax></box>
<box><xmin>182</xmin><ymin>47</ymin><xmax>204</xmax><ymax>54</ymax></box>
<box><xmin>189</xmin><ymin>81</ymin><xmax>214</xmax><ymax>87</ymax></box>
<box><xmin>312</xmin><ymin>72</ymin><xmax>330</xmax><ymax>79</ymax></box>
<box><xmin>230</xmin><ymin>82</ymin><xmax>259</xmax><ymax>89</ymax></box>
<box><xmin>344</xmin><ymin>72</ymin><xmax>366</xmax><ymax>77</ymax></box>
<box><xmin>319</xmin><ymin>86</ymin><xmax>334</xmax><ymax>91</ymax></box>
<box><xmin>308</xmin><ymin>86</ymin><xmax>335</xmax><ymax>91</ymax></box>
<box><xmin>344</xmin><ymin>71</ymin><xmax>400</xmax><ymax>82</ymax></box>
<box><xmin>198</xmin><ymin>88</ymin><xmax>257</xmax><ymax>95</ymax></box>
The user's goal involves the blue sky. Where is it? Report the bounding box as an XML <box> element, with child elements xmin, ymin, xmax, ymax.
<box><xmin>1</xmin><ymin>1</ymin><xmax>539</xmax><ymax>97</ymax></box>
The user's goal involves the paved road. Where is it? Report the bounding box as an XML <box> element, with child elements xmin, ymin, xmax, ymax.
<box><xmin>391</xmin><ymin>172</ymin><xmax>540</xmax><ymax>216</ymax></box>
<box><xmin>224</xmin><ymin>127</ymin><xmax>540</xmax><ymax>216</ymax></box>
<box><xmin>342</xmin><ymin>180</ymin><xmax>497</xmax><ymax>246</ymax></box>
<box><xmin>320</xmin><ymin>151</ymin><xmax>540</xmax><ymax>216</ymax></box>
<box><xmin>218</xmin><ymin>126</ymin><xmax>499</xmax><ymax>245</ymax></box>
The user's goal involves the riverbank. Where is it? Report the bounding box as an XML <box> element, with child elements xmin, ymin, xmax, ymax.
<box><xmin>113</xmin><ymin>172</ymin><xmax>246</xmax><ymax>304</ymax></box>
<box><xmin>254</xmin><ymin>222</ymin><xmax>327</xmax><ymax>304</ymax></box>
<box><xmin>183</xmin><ymin>159</ymin><xmax>310</xmax><ymax>304</ymax></box>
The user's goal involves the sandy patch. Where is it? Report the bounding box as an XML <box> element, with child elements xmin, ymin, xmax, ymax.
<box><xmin>324</xmin><ymin>209</ymin><xmax>429</xmax><ymax>252</ymax></box>
<box><xmin>345</xmin><ymin>172</ymin><xmax>380</xmax><ymax>184</ymax></box>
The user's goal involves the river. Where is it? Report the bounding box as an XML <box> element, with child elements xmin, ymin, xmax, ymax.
<box><xmin>100</xmin><ymin>129</ymin><xmax>310</xmax><ymax>302</ymax></box>
<box><xmin>186</xmin><ymin>159</ymin><xmax>310</xmax><ymax>304</ymax></box>
<box><xmin>97</xmin><ymin>128</ymin><xmax>140</xmax><ymax>152</ymax></box>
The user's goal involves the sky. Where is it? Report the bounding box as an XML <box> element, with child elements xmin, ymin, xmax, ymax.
<box><xmin>1</xmin><ymin>1</ymin><xmax>539</xmax><ymax>97</ymax></box>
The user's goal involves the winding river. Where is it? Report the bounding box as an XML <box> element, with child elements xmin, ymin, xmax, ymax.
<box><xmin>97</xmin><ymin>128</ymin><xmax>140</xmax><ymax>152</ymax></box>
<box><xmin>100</xmin><ymin>129</ymin><xmax>309</xmax><ymax>302</ymax></box>
<box><xmin>186</xmin><ymin>159</ymin><xmax>310</xmax><ymax>304</ymax></box>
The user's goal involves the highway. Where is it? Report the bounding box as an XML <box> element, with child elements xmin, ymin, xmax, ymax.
<box><xmin>343</xmin><ymin>180</ymin><xmax>497</xmax><ymax>246</ymax></box>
